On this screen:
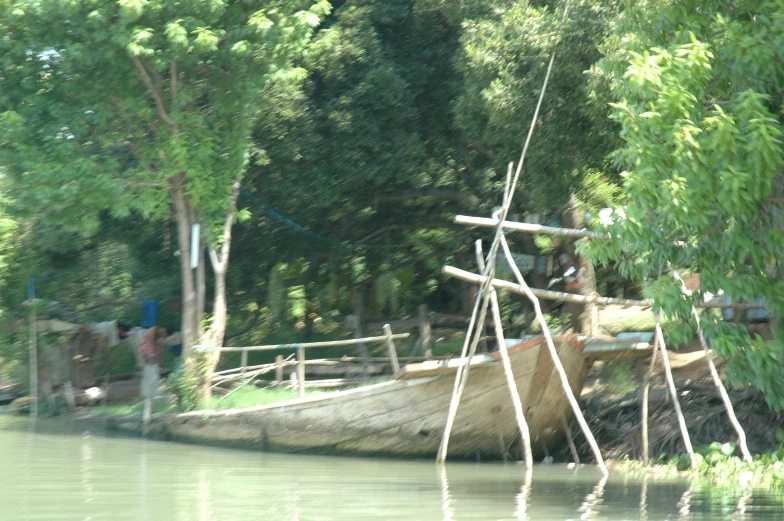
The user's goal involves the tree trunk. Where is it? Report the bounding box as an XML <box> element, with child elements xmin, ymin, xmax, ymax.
<box><xmin>170</xmin><ymin>178</ymin><xmax>200</xmax><ymax>360</ymax></box>
<box><xmin>203</xmin><ymin>266</ymin><xmax>227</xmax><ymax>401</ymax></box>
<box><xmin>203</xmin><ymin>177</ymin><xmax>242</xmax><ymax>401</ymax></box>
<box><xmin>196</xmin><ymin>242</ymin><xmax>206</xmax><ymax>339</ymax></box>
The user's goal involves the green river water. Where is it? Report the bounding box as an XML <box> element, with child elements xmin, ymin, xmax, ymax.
<box><xmin>1</xmin><ymin>416</ymin><xmax>783</xmax><ymax>520</ymax></box>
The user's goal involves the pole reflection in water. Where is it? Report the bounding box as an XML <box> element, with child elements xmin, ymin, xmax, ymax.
<box><xmin>198</xmin><ymin>467</ymin><xmax>213</xmax><ymax>521</ymax></box>
<box><xmin>678</xmin><ymin>483</ymin><xmax>694</xmax><ymax>520</ymax></box>
<box><xmin>438</xmin><ymin>465</ymin><xmax>455</xmax><ymax>521</ymax></box>
<box><xmin>639</xmin><ymin>473</ymin><xmax>649</xmax><ymax>521</ymax></box>
<box><xmin>736</xmin><ymin>486</ymin><xmax>753</xmax><ymax>520</ymax></box>
<box><xmin>514</xmin><ymin>467</ymin><xmax>533</xmax><ymax>521</ymax></box>
<box><xmin>575</xmin><ymin>473</ymin><xmax>607</xmax><ymax>520</ymax></box>
<box><xmin>80</xmin><ymin>433</ymin><xmax>94</xmax><ymax>509</ymax></box>
<box><xmin>140</xmin><ymin>451</ymin><xmax>151</xmax><ymax>521</ymax></box>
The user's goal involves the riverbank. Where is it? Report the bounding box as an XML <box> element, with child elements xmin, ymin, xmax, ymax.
<box><xmin>555</xmin><ymin>338</ymin><xmax>784</xmax><ymax>490</ymax></box>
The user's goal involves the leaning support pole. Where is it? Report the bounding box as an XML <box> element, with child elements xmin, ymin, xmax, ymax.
<box><xmin>499</xmin><ymin>234</ymin><xmax>608</xmax><ymax>475</ymax></box>
<box><xmin>654</xmin><ymin>314</ymin><xmax>697</xmax><ymax>468</ymax></box>
<box><xmin>641</xmin><ymin>334</ymin><xmax>659</xmax><ymax>465</ymax></box>
<box><xmin>438</xmin><ymin>0</ymin><xmax>570</xmax><ymax>462</ymax></box>
<box><xmin>669</xmin><ymin>267</ymin><xmax>753</xmax><ymax>464</ymax></box>
<box><xmin>561</xmin><ymin>415</ymin><xmax>580</xmax><ymax>465</ymax></box>
<box><xmin>437</xmin><ymin>242</ymin><xmax>493</xmax><ymax>463</ymax></box>
<box><xmin>489</xmin><ymin>287</ymin><xmax>534</xmax><ymax>467</ymax></box>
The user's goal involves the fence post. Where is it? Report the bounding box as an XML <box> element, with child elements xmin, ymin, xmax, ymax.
<box><xmin>275</xmin><ymin>354</ymin><xmax>284</xmax><ymax>384</ymax></box>
<box><xmin>418</xmin><ymin>304</ymin><xmax>433</xmax><ymax>360</ymax></box>
<box><xmin>241</xmin><ymin>347</ymin><xmax>248</xmax><ymax>376</ymax></box>
<box><xmin>383</xmin><ymin>324</ymin><xmax>400</xmax><ymax>374</ymax></box>
<box><xmin>297</xmin><ymin>346</ymin><xmax>305</xmax><ymax>399</ymax></box>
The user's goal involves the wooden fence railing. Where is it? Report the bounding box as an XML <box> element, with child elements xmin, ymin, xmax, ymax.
<box><xmin>194</xmin><ymin>327</ymin><xmax>409</xmax><ymax>398</ymax></box>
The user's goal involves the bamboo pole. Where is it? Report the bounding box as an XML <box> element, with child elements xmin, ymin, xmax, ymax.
<box><xmin>438</xmin><ymin>0</ymin><xmax>568</xmax><ymax>462</ymax></box>
<box><xmin>641</xmin><ymin>334</ymin><xmax>659</xmax><ymax>465</ymax></box>
<box><xmin>437</xmin><ymin>281</ymin><xmax>491</xmax><ymax>463</ymax></box>
<box><xmin>297</xmin><ymin>346</ymin><xmax>306</xmax><ymax>399</ymax></box>
<box><xmin>669</xmin><ymin>267</ymin><xmax>753</xmax><ymax>464</ymax></box>
<box><xmin>443</xmin><ymin>266</ymin><xmax>765</xmax><ymax>310</ymax></box>
<box><xmin>489</xmin><ymin>287</ymin><xmax>534</xmax><ymax>468</ymax></box>
<box><xmin>499</xmin><ymin>234</ymin><xmax>608</xmax><ymax>475</ymax></box>
<box><xmin>455</xmin><ymin>215</ymin><xmax>608</xmax><ymax>240</ymax></box>
<box><xmin>654</xmin><ymin>315</ymin><xmax>697</xmax><ymax>468</ymax></box>
<box><xmin>437</xmin><ymin>241</ymin><xmax>494</xmax><ymax>463</ymax></box>
<box><xmin>561</xmin><ymin>415</ymin><xmax>580</xmax><ymax>464</ymax></box>
<box><xmin>383</xmin><ymin>324</ymin><xmax>401</xmax><ymax>373</ymax></box>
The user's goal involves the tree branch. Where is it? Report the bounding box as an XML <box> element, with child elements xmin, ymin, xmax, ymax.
<box><xmin>124</xmin><ymin>181</ymin><xmax>163</xmax><ymax>187</ymax></box>
<box><xmin>170</xmin><ymin>59</ymin><xmax>178</xmax><ymax>102</ymax></box>
<box><xmin>221</xmin><ymin>177</ymin><xmax>242</xmax><ymax>260</ymax></box>
<box><xmin>207</xmin><ymin>177</ymin><xmax>243</xmax><ymax>274</ymax></box>
<box><xmin>131</xmin><ymin>56</ymin><xmax>179</xmax><ymax>133</ymax></box>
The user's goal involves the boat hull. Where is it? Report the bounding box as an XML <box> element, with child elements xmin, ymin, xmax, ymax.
<box><xmin>143</xmin><ymin>336</ymin><xmax>590</xmax><ymax>459</ymax></box>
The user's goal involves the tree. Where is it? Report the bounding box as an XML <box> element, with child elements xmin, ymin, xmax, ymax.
<box><xmin>585</xmin><ymin>0</ymin><xmax>784</xmax><ymax>408</ymax></box>
<box><xmin>0</xmin><ymin>0</ymin><xmax>331</xmax><ymax>363</ymax></box>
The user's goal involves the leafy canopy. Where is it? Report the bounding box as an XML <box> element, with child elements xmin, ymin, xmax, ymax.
<box><xmin>585</xmin><ymin>0</ymin><xmax>784</xmax><ymax>409</ymax></box>
<box><xmin>0</xmin><ymin>0</ymin><xmax>330</xmax><ymax>234</ymax></box>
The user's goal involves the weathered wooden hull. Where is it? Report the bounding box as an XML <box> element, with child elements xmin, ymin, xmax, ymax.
<box><xmin>134</xmin><ymin>336</ymin><xmax>590</xmax><ymax>460</ymax></box>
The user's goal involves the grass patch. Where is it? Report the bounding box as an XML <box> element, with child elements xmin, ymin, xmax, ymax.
<box><xmin>596</xmin><ymin>360</ymin><xmax>638</xmax><ymax>396</ymax></box>
<box><xmin>207</xmin><ymin>378</ymin><xmax>393</xmax><ymax>410</ymax></box>
<box><xmin>207</xmin><ymin>386</ymin><xmax>318</xmax><ymax>409</ymax></box>
<box><xmin>91</xmin><ymin>400</ymin><xmax>174</xmax><ymax>417</ymax></box>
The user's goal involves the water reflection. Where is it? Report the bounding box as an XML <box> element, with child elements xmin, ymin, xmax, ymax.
<box><xmin>513</xmin><ymin>468</ymin><xmax>533</xmax><ymax>520</ymax></box>
<box><xmin>640</xmin><ymin>473</ymin><xmax>649</xmax><ymax>521</ymax></box>
<box><xmin>439</xmin><ymin>466</ymin><xmax>455</xmax><ymax>521</ymax></box>
<box><xmin>2</xmin><ymin>418</ymin><xmax>784</xmax><ymax>520</ymax></box>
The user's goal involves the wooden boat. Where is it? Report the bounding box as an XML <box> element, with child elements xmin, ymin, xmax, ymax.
<box><xmin>115</xmin><ymin>335</ymin><xmax>650</xmax><ymax>459</ymax></box>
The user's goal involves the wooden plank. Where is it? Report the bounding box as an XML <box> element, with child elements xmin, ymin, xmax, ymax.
<box><xmin>443</xmin><ymin>266</ymin><xmax>765</xmax><ymax>310</ymax></box>
<box><xmin>383</xmin><ymin>324</ymin><xmax>400</xmax><ymax>373</ymax></box>
<box><xmin>194</xmin><ymin>333</ymin><xmax>410</xmax><ymax>353</ymax></box>
<box><xmin>393</xmin><ymin>354</ymin><xmax>496</xmax><ymax>380</ymax></box>
<box><xmin>583</xmin><ymin>341</ymin><xmax>652</xmax><ymax>360</ymax></box>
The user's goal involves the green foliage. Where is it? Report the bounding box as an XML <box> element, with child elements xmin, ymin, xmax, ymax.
<box><xmin>530</xmin><ymin>312</ymin><xmax>572</xmax><ymax>334</ymax></box>
<box><xmin>206</xmin><ymin>385</ymin><xmax>333</xmax><ymax>410</ymax></box>
<box><xmin>453</xmin><ymin>0</ymin><xmax>620</xmax><ymax>208</ymax></box>
<box><xmin>585</xmin><ymin>0</ymin><xmax>784</xmax><ymax>409</ymax></box>
<box><xmin>596</xmin><ymin>359</ymin><xmax>637</xmax><ymax>395</ymax></box>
